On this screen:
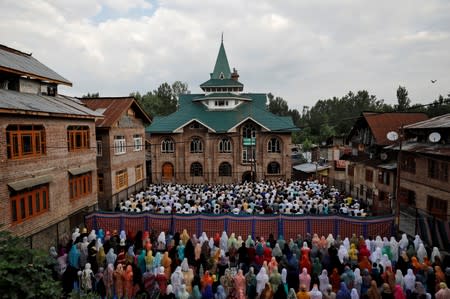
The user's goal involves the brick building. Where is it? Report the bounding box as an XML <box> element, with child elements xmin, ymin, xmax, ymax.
<box><xmin>81</xmin><ymin>97</ymin><xmax>151</xmax><ymax>210</ymax></box>
<box><xmin>0</xmin><ymin>45</ymin><xmax>102</xmax><ymax>248</ymax></box>
<box><xmin>147</xmin><ymin>40</ymin><xmax>297</xmax><ymax>184</ymax></box>
<box><xmin>340</xmin><ymin>112</ymin><xmax>428</xmax><ymax>214</ymax></box>
<box><xmin>396</xmin><ymin>114</ymin><xmax>450</xmax><ymax>220</ymax></box>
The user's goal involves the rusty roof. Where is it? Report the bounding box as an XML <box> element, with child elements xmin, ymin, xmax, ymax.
<box><xmin>363</xmin><ymin>112</ymin><xmax>428</xmax><ymax>145</ymax></box>
<box><xmin>80</xmin><ymin>97</ymin><xmax>151</xmax><ymax>127</ymax></box>
<box><xmin>404</xmin><ymin>113</ymin><xmax>450</xmax><ymax>129</ymax></box>
<box><xmin>0</xmin><ymin>44</ymin><xmax>72</xmax><ymax>86</ymax></box>
<box><xmin>387</xmin><ymin>141</ymin><xmax>450</xmax><ymax>157</ymax></box>
<box><xmin>0</xmin><ymin>89</ymin><xmax>102</xmax><ymax>119</ymax></box>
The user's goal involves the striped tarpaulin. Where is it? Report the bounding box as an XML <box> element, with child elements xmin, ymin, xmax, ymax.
<box><xmin>123</xmin><ymin>215</ymin><xmax>146</xmax><ymax>235</ymax></box>
<box><xmin>310</xmin><ymin>217</ymin><xmax>337</xmax><ymax>238</ymax></box>
<box><xmin>227</xmin><ymin>217</ymin><xmax>254</xmax><ymax>240</ymax></box>
<box><xmin>173</xmin><ymin>215</ymin><xmax>198</xmax><ymax>238</ymax></box>
<box><xmin>252</xmin><ymin>217</ymin><xmax>278</xmax><ymax>240</ymax></box>
<box><xmin>366</xmin><ymin>218</ymin><xmax>393</xmax><ymax>238</ymax></box>
<box><xmin>199</xmin><ymin>216</ymin><xmax>227</xmax><ymax>238</ymax></box>
<box><xmin>84</xmin><ymin>212</ymin><xmax>395</xmax><ymax>241</ymax></box>
<box><xmin>282</xmin><ymin>217</ymin><xmax>307</xmax><ymax>240</ymax></box>
<box><xmin>148</xmin><ymin>215</ymin><xmax>171</xmax><ymax>234</ymax></box>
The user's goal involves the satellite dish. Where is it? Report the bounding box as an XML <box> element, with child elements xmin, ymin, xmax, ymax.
<box><xmin>386</xmin><ymin>131</ymin><xmax>399</xmax><ymax>141</ymax></box>
<box><xmin>380</xmin><ymin>153</ymin><xmax>388</xmax><ymax>160</ymax></box>
<box><xmin>429</xmin><ymin>132</ymin><xmax>441</xmax><ymax>143</ymax></box>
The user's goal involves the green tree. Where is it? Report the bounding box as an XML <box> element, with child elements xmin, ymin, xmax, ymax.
<box><xmin>131</xmin><ymin>81</ymin><xmax>190</xmax><ymax>118</ymax></box>
<box><xmin>0</xmin><ymin>230</ymin><xmax>62</xmax><ymax>298</ymax></box>
<box><xmin>267</xmin><ymin>94</ymin><xmax>290</xmax><ymax>116</ymax></box>
<box><xmin>395</xmin><ymin>85</ymin><xmax>410</xmax><ymax>111</ymax></box>
<box><xmin>81</xmin><ymin>92</ymin><xmax>99</xmax><ymax>98</ymax></box>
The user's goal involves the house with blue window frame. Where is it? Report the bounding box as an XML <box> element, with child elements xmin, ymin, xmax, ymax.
<box><xmin>147</xmin><ymin>40</ymin><xmax>298</xmax><ymax>184</ymax></box>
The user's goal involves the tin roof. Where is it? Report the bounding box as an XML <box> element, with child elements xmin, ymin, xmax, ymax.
<box><xmin>363</xmin><ymin>112</ymin><xmax>428</xmax><ymax>145</ymax></box>
<box><xmin>387</xmin><ymin>141</ymin><xmax>450</xmax><ymax>157</ymax></box>
<box><xmin>293</xmin><ymin>163</ymin><xmax>331</xmax><ymax>173</ymax></box>
<box><xmin>80</xmin><ymin>97</ymin><xmax>151</xmax><ymax>127</ymax></box>
<box><xmin>0</xmin><ymin>89</ymin><xmax>102</xmax><ymax>119</ymax></box>
<box><xmin>0</xmin><ymin>44</ymin><xmax>72</xmax><ymax>86</ymax></box>
<box><xmin>404</xmin><ymin>113</ymin><xmax>450</xmax><ymax>129</ymax></box>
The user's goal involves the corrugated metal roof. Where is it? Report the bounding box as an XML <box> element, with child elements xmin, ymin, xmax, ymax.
<box><xmin>0</xmin><ymin>45</ymin><xmax>72</xmax><ymax>86</ymax></box>
<box><xmin>148</xmin><ymin>93</ymin><xmax>298</xmax><ymax>133</ymax></box>
<box><xmin>293</xmin><ymin>163</ymin><xmax>331</xmax><ymax>173</ymax></box>
<box><xmin>8</xmin><ymin>174</ymin><xmax>53</xmax><ymax>191</ymax></box>
<box><xmin>0</xmin><ymin>89</ymin><xmax>103</xmax><ymax>118</ymax></box>
<box><xmin>387</xmin><ymin>141</ymin><xmax>450</xmax><ymax>157</ymax></box>
<box><xmin>363</xmin><ymin>112</ymin><xmax>428</xmax><ymax>145</ymax></box>
<box><xmin>81</xmin><ymin>97</ymin><xmax>151</xmax><ymax>127</ymax></box>
<box><xmin>404</xmin><ymin>113</ymin><xmax>450</xmax><ymax>129</ymax></box>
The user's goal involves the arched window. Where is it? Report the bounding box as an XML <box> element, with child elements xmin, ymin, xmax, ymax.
<box><xmin>190</xmin><ymin>162</ymin><xmax>203</xmax><ymax>177</ymax></box>
<box><xmin>267</xmin><ymin>137</ymin><xmax>281</xmax><ymax>153</ymax></box>
<box><xmin>267</xmin><ymin>162</ymin><xmax>281</xmax><ymax>174</ymax></box>
<box><xmin>218</xmin><ymin>162</ymin><xmax>232</xmax><ymax>176</ymax></box>
<box><xmin>218</xmin><ymin>137</ymin><xmax>232</xmax><ymax>153</ymax></box>
<box><xmin>161</xmin><ymin>138</ymin><xmax>175</xmax><ymax>153</ymax></box>
<box><xmin>242</xmin><ymin>123</ymin><xmax>256</xmax><ymax>139</ymax></box>
<box><xmin>190</xmin><ymin>137</ymin><xmax>203</xmax><ymax>153</ymax></box>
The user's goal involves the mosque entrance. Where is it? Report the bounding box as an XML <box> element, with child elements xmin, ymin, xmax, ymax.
<box><xmin>162</xmin><ymin>162</ymin><xmax>174</xmax><ymax>181</ymax></box>
<box><xmin>242</xmin><ymin>171</ymin><xmax>254</xmax><ymax>183</ymax></box>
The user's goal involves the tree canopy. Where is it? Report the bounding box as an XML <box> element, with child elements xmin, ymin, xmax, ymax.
<box><xmin>0</xmin><ymin>230</ymin><xmax>62</xmax><ymax>298</ymax></box>
<box><xmin>131</xmin><ymin>81</ymin><xmax>190</xmax><ymax>118</ymax></box>
<box><xmin>266</xmin><ymin>87</ymin><xmax>450</xmax><ymax>146</ymax></box>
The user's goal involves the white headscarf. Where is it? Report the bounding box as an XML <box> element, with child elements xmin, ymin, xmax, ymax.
<box><xmin>319</xmin><ymin>269</ymin><xmax>329</xmax><ymax>293</ymax></box>
<box><xmin>399</xmin><ymin>234</ymin><xmax>408</xmax><ymax>251</ymax></box>
<box><xmin>431</xmin><ymin>247</ymin><xmax>441</xmax><ymax>263</ymax></box>
<box><xmin>416</xmin><ymin>243</ymin><xmax>427</xmax><ymax>263</ymax></box>
<box><xmin>256</xmin><ymin>267</ymin><xmax>269</xmax><ymax>295</ymax></box>
<box><xmin>350</xmin><ymin>288</ymin><xmax>359</xmax><ymax>299</ymax></box>
<box><xmin>395</xmin><ymin>269</ymin><xmax>404</xmax><ymax>288</ymax></box>
<box><xmin>404</xmin><ymin>269</ymin><xmax>416</xmax><ymax>291</ymax></box>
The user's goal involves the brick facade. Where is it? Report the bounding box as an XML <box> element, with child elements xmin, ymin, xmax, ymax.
<box><xmin>0</xmin><ymin>116</ymin><xmax>97</xmax><ymax>241</ymax></box>
<box><xmin>150</xmin><ymin>127</ymin><xmax>293</xmax><ymax>184</ymax></box>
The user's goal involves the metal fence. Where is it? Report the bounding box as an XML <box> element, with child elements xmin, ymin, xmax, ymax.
<box><xmin>85</xmin><ymin>212</ymin><xmax>394</xmax><ymax>241</ymax></box>
<box><xmin>399</xmin><ymin>203</ymin><xmax>450</xmax><ymax>252</ymax></box>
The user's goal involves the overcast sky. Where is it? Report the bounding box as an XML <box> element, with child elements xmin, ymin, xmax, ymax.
<box><xmin>1</xmin><ymin>0</ymin><xmax>449</xmax><ymax>111</ymax></box>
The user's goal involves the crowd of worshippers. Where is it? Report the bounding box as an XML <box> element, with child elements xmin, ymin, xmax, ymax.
<box><xmin>114</xmin><ymin>180</ymin><xmax>369</xmax><ymax>217</ymax></box>
<box><xmin>51</xmin><ymin>227</ymin><xmax>450</xmax><ymax>299</ymax></box>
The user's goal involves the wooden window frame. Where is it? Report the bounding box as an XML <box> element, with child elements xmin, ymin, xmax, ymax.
<box><xmin>10</xmin><ymin>184</ymin><xmax>49</xmax><ymax>224</ymax></box>
<box><xmin>115</xmin><ymin>169</ymin><xmax>128</xmax><ymax>190</ymax></box>
<box><xmin>69</xmin><ymin>172</ymin><xmax>92</xmax><ymax>201</ymax></box>
<box><xmin>6</xmin><ymin>124</ymin><xmax>46</xmax><ymax>160</ymax></box>
<box><xmin>218</xmin><ymin>138</ymin><xmax>232</xmax><ymax>153</ymax></box>
<box><xmin>67</xmin><ymin>126</ymin><xmax>90</xmax><ymax>152</ymax></box>
<box><xmin>267</xmin><ymin>137</ymin><xmax>281</xmax><ymax>153</ymax></box>
<box><xmin>401</xmin><ymin>155</ymin><xmax>416</xmax><ymax>174</ymax></box>
<box><xmin>133</xmin><ymin>135</ymin><xmax>143</xmax><ymax>151</ymax></box>
<box><xmin>190</xmin><ymin>162</ymin><xmax>203</xmax><ymax>177</ymax></box>
<box><xmin>97</xmin><ymin>173</ymin><xmax>104</xmax><ymax>193</ymax></box>
<box><xmin>190</xmin><ymin>137</ymin><xmax>203</xmax><ymax>153</ymax></box>
<box><xmin>135</xmin><ymin>165</ymin><xmax>143</xmax><ymax>182</ymax></box>
<box><xmin>114</xmin><ymin>136</ymin><xmax>126</xmax><ymax>155</ymax></box>
<box><xmin>96</xmin><ymin>140</ymin><xmax>102</xmax><ymax>157</ymax></box>
<box><xmin>378</xmin><ymin>170</ymin><xmax>390</xmax><ymax>185</ymax></box>
<box><xmin>428</xmin><ymin>159</ymin><xmax>448</xmax><ymax>182</ymax></box>
<box><xmin>365</xmin><ymin>169</ymin><xmax>373</xmax><ymax>182</ymax></box>
<box><xmin>161</xmin><ymin>138</ymin><xmax>175</xmax><ymax>153</ymax></box>
<box><xmin>218</xmin><ymin>162</ymin><xmax>232</xmax><ymax>176</ymax></box>
<box><xmin>348</xmin><ymin>164</ymin><xmax>355</xmax><ymax>176</ymax></box>
<box><xmin>267</xmin><ymin>161</ymin><xmax>281</xmax><ymax>174</ymax></box>
<box><xmin>427</xmin><ymin>195</ymin><xmax>448</xmax><ymax>220</ymax></box>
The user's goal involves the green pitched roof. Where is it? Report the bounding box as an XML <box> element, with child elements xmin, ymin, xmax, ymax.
<box><xmin>200</xmin><ymin>78</ymin><xmax>243</xmax><ymax>88</ymax></box>
<box><xmin>147</xmin><ymin>93</ymin><xmax>299</xmax><ymax>134</ymax></box>
<box><xmin>211</xmin><ymin>41</ymin><xmax>231</xmax><ymax>79</ymax></box>
<box><xmin>200</xmin><ymin>41</ymin><xmax>244</xmax><ymax>89</ymax></box>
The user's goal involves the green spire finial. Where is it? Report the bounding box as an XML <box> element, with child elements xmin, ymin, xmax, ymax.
<box><xmin>211</xmin><ymin>36</ymin><xmax>231</xmax><ymax>79</ymax></box>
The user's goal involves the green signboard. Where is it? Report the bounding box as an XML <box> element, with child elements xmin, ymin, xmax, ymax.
<box><xmin>243</xmin><ymin>137</ymin><xmax>256</xmax><ymax>146</ymax></box>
